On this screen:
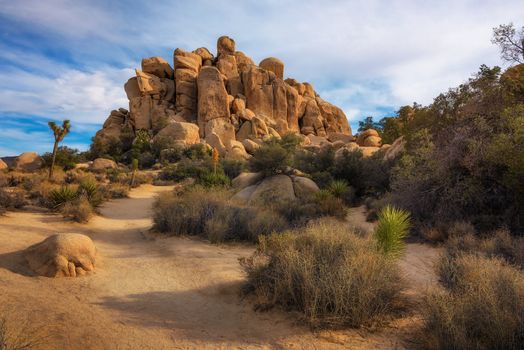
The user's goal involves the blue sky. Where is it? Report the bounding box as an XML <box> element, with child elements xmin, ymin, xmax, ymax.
<box><xmin>0</xmin><ymin>0</ymin><xmax>522</xmax><ymax>156</ymax></box>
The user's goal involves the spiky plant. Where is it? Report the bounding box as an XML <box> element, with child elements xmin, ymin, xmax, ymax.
<box><xmin>77</xmin><ymin>179</ymin><xmax>102</xmax><ymax>207</ymax></box>
<box><xmin>328</xmin><ymin>180</ymin><xmax>349</xmax><ymax>198</ymax></box>
<box><xmin>48</xmin><ymin>120</ymin><xmax>71</xmax><ymax>180</ymax></box>
<box><xmin>48</xmin><ymin>186</ymin><xmax>77</xmax><ymax>209</ymax></box>
<box><xmin>374</xmin><ymin>205</ymin><xmax>411</xmax><ymax>258</ymax></box>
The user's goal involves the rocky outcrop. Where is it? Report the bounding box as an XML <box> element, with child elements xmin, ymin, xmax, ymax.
<box><xmin>24</xmin><ymin>233</ymin><xmax>97</xmax><ymax>278</ymax></box>
<box><xmin>231</xmin><ymin>172</ymin><xmax>320</xmax><ymax>204</ymax></box>
<box><xmin>15</xmin><ymin>152</ymin><xmax>43</xmax><ymax>172</ymax></box>
<box><xmin>90</xmin><ymin>158</ymin><xmax>117</xmax><ymax>171</ymax></box>
<box><xmin>0</xmin><ymin>158</ymin><xmax>8</xmax><ymax>170</ymax></box>
<box><xmin>93</xmin><ymin>36</ymin><xmax>353</xmax><ymax>159</ymax></box>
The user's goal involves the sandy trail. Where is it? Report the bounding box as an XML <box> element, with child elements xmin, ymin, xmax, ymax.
<box><xmin>0</xmin><ymin>186</ymin><xmax>440</xmax><ymax>349</ymax></box>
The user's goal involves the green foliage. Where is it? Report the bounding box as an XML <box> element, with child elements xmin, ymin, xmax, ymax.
<box><xmin>220</xmin><ymin>159</ymin><xmax>247</xmax><ymax>179</ymax></box>
<box><xmin>48</xmin><ymin>186</ymin><xmax>78</xmax><ymax>209</ymax></box>
<box><xmin>241</xmin><ymin>220</ymin><xmax>404</xmax><ymax>328</ymax></box>
<box><xmin>374</xmin><ymin>205</ymin><xmax>410</xmax><ymax>258</ymax></box>
<box><xmin>77</xmin><ymin>179</ymin><xmax>102</xmax><ymax>207</ymax></box>
<box><xmin>327</xmin><ymin>179</ymin><xmax>348</xmax><ymax>197</ymax></box>
<box><xmin>358</xmin><ymin>116</ymin><xmax>382</xmax><ymax>133</ymax></box>
<box><xmin>183</xmin><ymin>143</ymin><xmax>211</xmax><ymax>160</ymax></box>
<box><xmin>41</xmin><ymin>146</ymin><xmax>84</xmax><ymax>170</ymax></box>
<box><xmin>198</xmin><ymin>172</ymin><xmax>231</xmax><ymax>188</ymax></box>
<box><xmin>389</xmin><ymin>64</ymin><xmax>524</xmax><ymax>233</ymax></box>
<box><xmin>249</xmin><ymin>134</ymin><xmax>301</xmax><ymax>176</ymax></box>
<box><xmin>61</xmin><ymin>196</ymin><xmax>94</xmax><ymax>223</ymax></box>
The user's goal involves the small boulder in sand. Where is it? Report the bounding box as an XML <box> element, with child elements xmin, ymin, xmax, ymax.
<box><xmin>24</xmin><ymin>233</ymin><xmax>97</xmax><ymax>277</ymax></box>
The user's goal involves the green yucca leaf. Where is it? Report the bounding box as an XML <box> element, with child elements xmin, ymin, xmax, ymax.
<box><xmin>77</xmin><ymin>180</ymin><xmax>102</xmax><ymax>207</ymax></box>
<box><xmin>328</xmin><ymin>180</ymin><xmax>349</xmax><ymax>198</ymax></box>
<box><xmin>48</xmin><ymin>186</ymin><xmax>78</xmax><ymax>209</ymax></box>
<box><xmin>374</xmin><ymin>205</ymin><xmax>411</xmax><ymax>258</ymax></box>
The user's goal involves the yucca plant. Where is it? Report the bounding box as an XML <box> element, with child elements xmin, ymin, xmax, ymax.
<box><xmin>374</xmin><ymin>205</ymin><xmax>411</xmax><ymax>258</ymax></box>
<box><xmin>328</xmin><ymin>180</ymin><xmax>349</xmax><ymax>198</ymax></box>
<box><xmin>48</xmin><ymin>186</ymin><xmax>77</xmax><ymax>209</ymax></box>
<box><xmin>77</xmin><ymin>180</ymin><xmax>102</xmax><ymax>207</ymax></box>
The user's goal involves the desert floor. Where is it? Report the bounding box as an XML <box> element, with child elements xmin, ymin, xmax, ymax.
<box><xmin>0</xmin><ymin>185</ymin><xmax>440</xmax><ymax>349</ymax></box>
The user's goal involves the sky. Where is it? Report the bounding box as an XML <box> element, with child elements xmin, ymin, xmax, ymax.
<box><xmin>0</xmin><ymin>0</ymin><xmax>522</xmax><ymax>156</ymax></box>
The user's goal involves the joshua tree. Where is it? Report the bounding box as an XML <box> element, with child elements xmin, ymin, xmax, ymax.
<box><xmin>48</xmin><ymin>120</ymin><xmax>71</xmax><ymax>179</ymax></box>
<box><xmin>492</xmin><ymin>23</ymin><xmax>524</xmax><ymax>64</ymax></box>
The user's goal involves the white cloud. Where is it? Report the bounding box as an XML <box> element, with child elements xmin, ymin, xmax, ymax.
<box><xmin>0</xmin><ymin>67</ymin><xmax>131</xmax><ymax>124</ymax></box>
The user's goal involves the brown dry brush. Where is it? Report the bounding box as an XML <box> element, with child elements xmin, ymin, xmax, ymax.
<box><xmin>240</xmin><ymin>219</ymin><xmax>405</xmax><ymax>328</ymax></box>
<box><xmin>422</xmin><ymin>249</ymin><xmax>524</xmax><ymax>350</ymax></box>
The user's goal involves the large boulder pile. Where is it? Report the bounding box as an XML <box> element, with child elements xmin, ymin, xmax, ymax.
<box><xmin>24</xmin><ymin>233</ymin><xmax>97</xmax><ymax>278</ymax></box>
<box><xmin>93</xmin><ymin>36</ymin><xmax>353</xmax><ymax>160</ymax></box>
<box><xmin>231</xmin><ymin>172</ymin><xmax>319</xmax><ymax>204</ymax></box>
<box><xmin>14</xmin><ymin>152</ymin><xmax>43</xmax><ymax>172</ymax></box>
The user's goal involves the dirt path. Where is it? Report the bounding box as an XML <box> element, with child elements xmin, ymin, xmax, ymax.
<box><xmin>0</xmin><ymin>186</ymin><xmax>440</xmax><ymax>349</ymax></box>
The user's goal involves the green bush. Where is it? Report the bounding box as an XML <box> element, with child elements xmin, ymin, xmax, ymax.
<box><xmin>249</xmin><ymin>134</ymin><xmax>301</xmax><ymax>176</ymax></box>
<box><xmin>423</xmin><ymin>253</ymin><xmax>524</xmax><ymax>350</ymax></box>
<box><xmin>221</xmin><ymin>159</ymin><xmax>247</xmax><ymax>179</ymax></box>
<box><xmin>374</xmin><ymin>205</ymin><xmax>411</xmax><ymax>258</ymax></box>
<box><xmin>41</xmin><ymin>146</ymin><xmax>85</xmax><ymax>170</ymax></box>
<box><xmin>0</xmin><ymin>189</ymin><xmax>26</xmax><ymax>211</ymax></box>
<box><xmin>241</xmin><ymin>219</ymin><xmax>404</xmax><ymax>328</ymax></box>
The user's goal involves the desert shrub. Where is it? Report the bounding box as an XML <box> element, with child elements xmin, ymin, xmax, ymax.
<box><xmin>310</xmin><ymin>171</ymin><xmax>334</xmax><ymax>189</ymax></box>
<box><xmin>138</xmin><ymin>151</ymin><xmax>155</xmax><ymax>169</ymax></box>
<box><xmin>0</xmin><ymin>189</ymin><xmax>26</xmax><ymax>210</ymax></box>
<box><xmin>77</xmin><ymin>179</ymin><xmax>102</xmax><ymax>207</ymax></box>
<box><xmin>241</xmin><ymin>219</ymin><xmax>405</xmax><ymax>328</ymax></box>
<box><xmin>327</xmin><ymin>179</ymin><xmax>348</xmax><ymax>197</ymax></box>
<box><xmin>221</xmin><ymin>159</ymin><xmax>246</xmax><ymax>179</ymax></box>
<box><xmin>374</xmin><ymin>205</ymin><xmax>411</xmax><ymax>258</ymax></box>
<box><xmin>157</xmin><ymin>159</ymin><xmax>230</xmax><ymax>188</ymax></box>
<box><xmin>389</xmin><ymin>66</ymin><xmax>524</xmax><ymax>234</ymax></box>
<box><xmin>152</xmin><ymin>188</ymin><xmax>287</xmax><ymax>242</ymax></box>
<box><xmin>249</xmin><ymin>134</ymin><xmax>301</xmax><ymax>176</ymax></box>
<box><xmin>100</xmin><ymin>183</ymin><xmax>129</xmax><ymax>199</ymax></box>
<box><xmin>423</xmin><ymin>254</ymin><xmax>524</xmax><ymax>350</ymax></box>
<box><xmin>41</xmin><ymin>146</ymin><xmax>84</xmax><ymax>170</ymax></box>
<box><xmin>183</xmin><ymin>143</ymin><xmax>210</xmax><ymax>160</ymax></box>
<box><xmin>61</xmin><ymin>196</ymin><xmax>94</xmax><ymax>223</ymax></box>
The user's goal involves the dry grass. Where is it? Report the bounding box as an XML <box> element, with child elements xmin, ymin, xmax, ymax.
<box><xmin>423</xmin><ymin>253</ymin><xmax>524</xmax><ymax>350</ymax></box>
<box><xmin>61</xmin><ymin>196</ymin><xmax>94</xmax><ymax>223</ymax></box>
<box><xmin>241</xmin><ymin>219</ymin><xmax>405</xmax><ymax>328</ymax></box>
<box><xmin>0</xmin><ymin>314</ymin><xmax>49</xmax><ymax>350</ymax></box>
<box><xmin>152</xmin><ymin>187</ymin><xmax>287</xmax><ymax>243</ymax></box>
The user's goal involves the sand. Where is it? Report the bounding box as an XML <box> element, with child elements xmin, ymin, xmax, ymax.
<box><xmin>0</xmin><ymin>185</ymin><xmax>440</xmax><ymax>349</ymax></box>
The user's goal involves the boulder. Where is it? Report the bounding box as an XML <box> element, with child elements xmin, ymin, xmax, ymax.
<box><xmin>384</xmin><ymin>136</ymin><xmax>406</xmax><ymax>161</ymax></box>
<box><xmin>205</xmin><ymin>118</ymin><xmax>235</xmax><ymax>147</ymax></box>
<box><xmin>360</xmin><ymin>146</ymin><xmax>381</xmax><ymax>158</ymax></box>
<box><xmin>242</xmin><ymin>139</ymin><xmax>260</xmax><ymax>154</ymax></box>
<box><xmin>216</xmin><ymin>54</ymin><xmax>243</xmax><ymax>96</ymax></box>
<box><xmin>225</xmin><ymin>140</ymin><xmax>250</xmax><ymax>161</ymax></box>
<box><xmin>231</xmin><ymin>184</ymin><xmax>258</xmax><ymax>203</ymax></box>
<box><xmin>232</xmin><ymin>172</ymin><xmax>264</xmax><ymax>190</ymax></box>
<box><xmin>197</xmin><ymin>66</ymin><xmax>230</xmax><ymax>132</ymax></box>
<box><xmin>153</xmin><ymin>121</ymin><xmax>200</xmax><ymax>146</ymax></box>
<box><xmin>205</xmin><ymin>132</ymin><xmax>226</xmax><ymax>154</ymax></box>
<box><xmin>141</xmin><ymin>56</ymin><xmax>174</xmax><ymax>79</ymax></box>
<box><xmin>193</xmin><ymin>47</ymin><xmax>214</xmax><ymax>61</ymax></box>
<box><xmin>90</xmin><ymin>158</ymin><xmax>117</xmax><ymax>171</ymax></box>
<box><xmin>15</xmin><ymin>152</ymin><xmax>43</xmax><ymax>172</ymax></box>
<box><xmin>234</xmin><ymin>51</ymin><xmax>256</xmax><ymax>72</ymax></box>
<box><xmin>362</xmin><ymin>135</ymin><xmax>382</xmax><ymax>147</ymax></box>
<box><xmin>334</xmin><ymin>142</ymin><xmax>359</xmax><ymax>160</ymax></box>
<box><xmin>124</xmin><ymin>77</ymin><xmax>141</xmax><ymax>99</ymax></box>
<box><xmin>0</xmin><ymin>158</ymin><xmax>8</xmax><ymax>170</ymax></box>
<box><xmin>259</xmin><ymin>57</ymin><xmax>284</xmax><ymax>80</ymax></box>
<box><xmin>217</xmin><ymin>36</ymin><xmax>236</xmax><ymax>57</ymax></box>
<box><xmin>291</xmin><ymin>176</ymin><xmax>319</xmax><ymax>200</ymax></box>
<box><xmin>24</xmin><ymin>233</ymin><xmax>96</xmax><ymax>278</ymax></box>
<box><xmin>249</xmin><ymin>175</ymin><xmax>296</xmax><ymax>204</ymax></box>
<box><xmin>328</xmin><ymin>132</ymin><xmax>354</xmax><ymax>144</ymax></box>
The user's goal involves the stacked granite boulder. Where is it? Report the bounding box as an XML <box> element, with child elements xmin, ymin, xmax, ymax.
<box><xmin>93</xmin><ymin>36</ymin><xmax>354</xmax><ymax>160</ymax></box>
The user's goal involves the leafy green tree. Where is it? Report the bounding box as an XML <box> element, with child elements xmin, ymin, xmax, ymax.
<box><xmin>48</xmin><ymin>120</ymin><xmax>71</xmax><ymax>179</ymax></box>
<box><xmin>357</xmin><ymin>116</ymin><xmax>382</xmax><ymax>133</ymax></box>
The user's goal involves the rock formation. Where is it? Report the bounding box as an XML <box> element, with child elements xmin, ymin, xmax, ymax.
<box><xmin>93</xmin><ymin>36</ymin><xmax>353</xmax><ymax>159</ymax></box>
<box><xmin>24</xmin><ymin>233</ymin><xmax>97</xmax><ymax>278</ymax></box>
